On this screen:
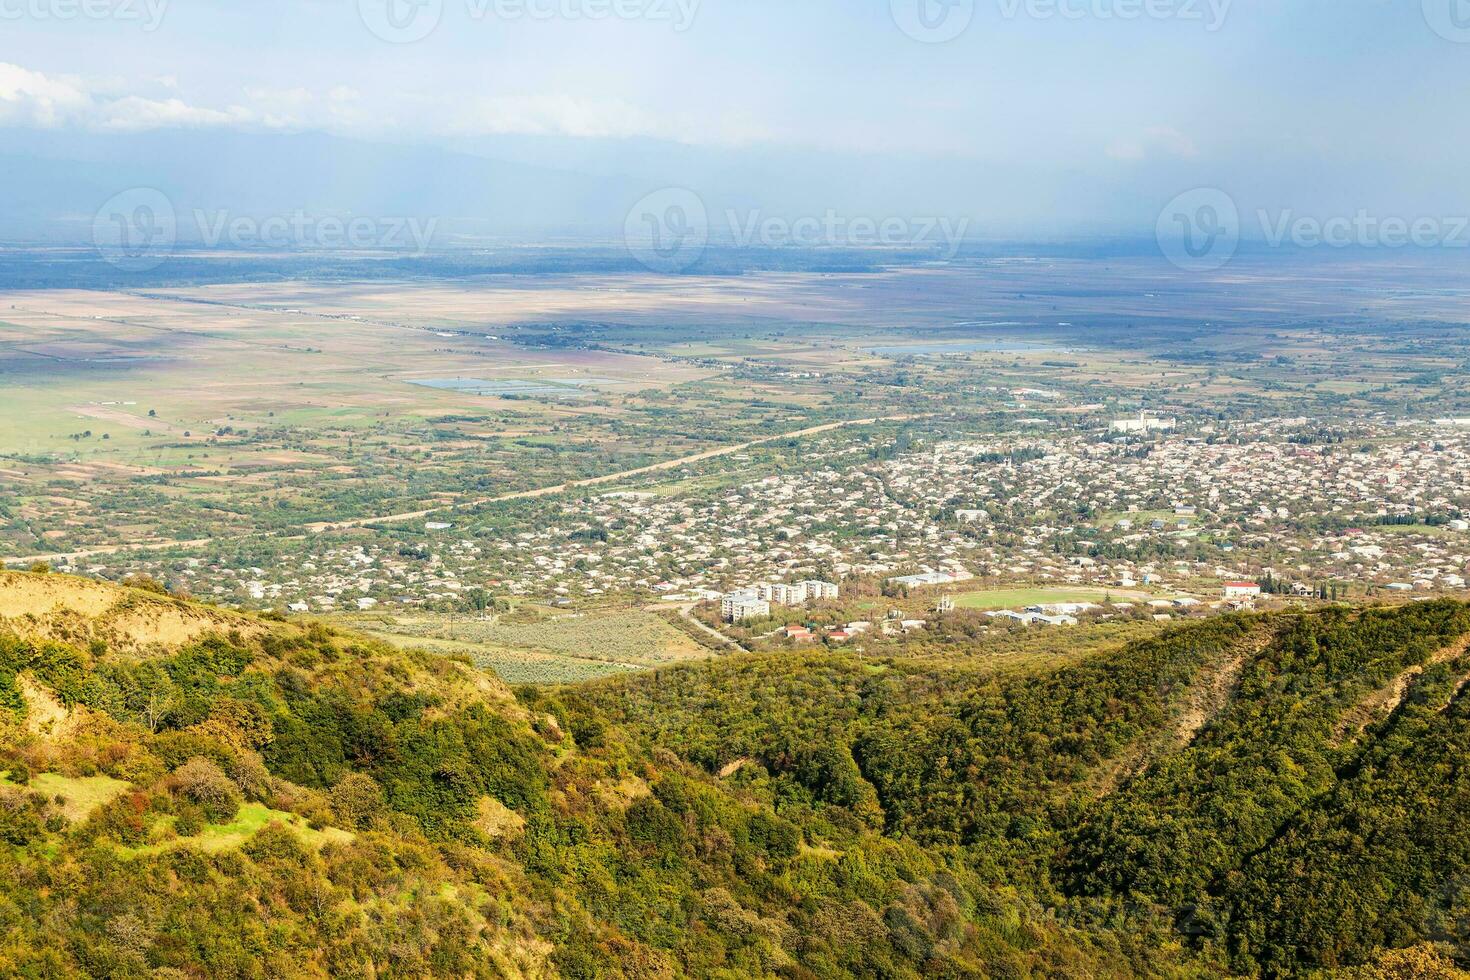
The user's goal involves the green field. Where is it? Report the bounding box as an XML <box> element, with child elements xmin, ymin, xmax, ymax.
<box><xmin>1370</xmin><ymin>522</ymin><xmax>1461</xmax><ymax>539</ymax></box>
<box><xmin>125</xmin><ymin>802</ymin><xmax>354</xmax><ymax>857</ymax></box>
<box><xmin>0</xmin><ymin>771</ymin><xmax>132</xmax><ymax>822</ymax></box>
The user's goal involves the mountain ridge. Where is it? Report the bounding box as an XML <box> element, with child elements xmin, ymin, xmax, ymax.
<box><xmin>3</xmin><ymin>570</ymin><xmax>1470</xmax><ymax>976</ymax></box>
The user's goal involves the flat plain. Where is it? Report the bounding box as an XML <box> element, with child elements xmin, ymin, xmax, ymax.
<box><xmin>4</xmin><ymin>250</ymin><xmax>1469</xmax><ymax>683</ymax></box>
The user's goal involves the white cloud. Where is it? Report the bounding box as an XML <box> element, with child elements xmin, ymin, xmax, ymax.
<box><xmin>92</xmin><ymin>96</ymin><xmax>251</xmax><ymax>132</ymax></box>
<box><xmin>0</xmin><ymin>63</ymin><xmax>92</xmax><ymax>127</ymax></box>
<box><xmin>0</xmin><ymin>62</ymin><xmax>768</xmax><ymax>148</ymax></box>
<box><xmin>0</xmin><ymin>62</ymin><xmax>262</xmax><ymax>133</ymax></box>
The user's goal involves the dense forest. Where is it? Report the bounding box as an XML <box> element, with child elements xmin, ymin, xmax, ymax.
<box><xmin>2</xmin><ymin>571</ymin><xmax>1470</xmax><ymax>977</ymax></box>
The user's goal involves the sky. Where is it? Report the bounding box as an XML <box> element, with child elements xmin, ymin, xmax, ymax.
<box><xmin>3</xmin><ymin>0</ymin><xmax>1470</xmax><ymax>243</ymax></box>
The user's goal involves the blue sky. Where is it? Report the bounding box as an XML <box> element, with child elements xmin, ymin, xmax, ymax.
<box><xmin>3</xmin><ymin>0</ymin><xmax>1470</xmax><ymax>238</ymax></box>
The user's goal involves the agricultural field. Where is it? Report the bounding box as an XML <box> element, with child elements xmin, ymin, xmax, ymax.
<box><xmin>0</xmin><ymin>283</ymin><xmax>743</xmax><ymax>557</ymax></box>
<box><xmin>336</xmin><ymin>606</ymin><xmax>719</xmax><ymax>684</ymax></box>
<box><xmin>4</xmin><ymin>258</ymin><xmax>1466</xmax><ymax>563</ymax></box>
<box><xmin>5</xmin><ymin>252</ymin><xmax>1470</xmax><ymax>652</ymax></box>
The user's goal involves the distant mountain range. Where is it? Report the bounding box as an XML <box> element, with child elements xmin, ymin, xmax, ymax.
<box><xmin>0</xmin><ymin>128</ymin><xmax>645</xmax><ymax>244</ymax></box>
<box><xmin>0</xmin><ymin>125</ymin><xmax>1179</xmax><ymax>248</ymax></box>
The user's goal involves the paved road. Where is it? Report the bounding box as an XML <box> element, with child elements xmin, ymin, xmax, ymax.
<box><xmin>4</xmin><ymin>414</ymin><xmax>922</xmax><ymax>564</ymax></box>
<box><xmin>302</xmin><ymin>414</ymin><xmax>916</xmax><ymax>533</ymax></box>
<box><xmin>663</xmin><ymin>601</ymin><xmax>747</xmax><ymax>652</ymax></box>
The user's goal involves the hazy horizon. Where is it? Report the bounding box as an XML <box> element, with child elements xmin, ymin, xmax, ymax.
<box><xmin>5</xmin><ymin>0</ymin><xmax>1470</xmax><ymax>262</ymax></box>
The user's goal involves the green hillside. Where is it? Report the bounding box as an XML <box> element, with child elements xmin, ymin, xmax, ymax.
<box><xmin>2</xmin><ymin>570</ymin><xmax>1470</xmax><ymax>977</ymax></box>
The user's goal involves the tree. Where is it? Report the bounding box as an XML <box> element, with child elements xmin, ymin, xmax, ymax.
<box><xmin>172</xmin><ymin>756</ymin><xmax>242</xmax><ymax>823</ymax></box>
<box><xmin>331</xmin><ymin>772</ymin><xmax>387</xmax><ymax>830</ymax></box>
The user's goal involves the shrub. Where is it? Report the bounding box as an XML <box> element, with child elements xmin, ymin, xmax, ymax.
<box><xmin>172</xmin><ymin>756</ymin><xmax>242</xmax><ymax>824</ymax></box>
<box><xmin>85</xmin><ymin>792</ymin><xmax>152</xmax><ymax>847</ymax></box>
<box><xmin>330</xmin><ymin>773</ymin><xmax>386</xmax><ymax>830</ymax></box>
<box><xmin>243</xmin><ymin>821</ymin><xmax>308</xmax><ymax>863</ymax></box>
<box><xmin>121</xmin><ymin>574</ymin><xmax>169</xmax><ymax>595</ymax></box>
<box><xmin>175</xmin><ymin>805</ymin><xmax>205</xmax><ymax>837</ymax></box>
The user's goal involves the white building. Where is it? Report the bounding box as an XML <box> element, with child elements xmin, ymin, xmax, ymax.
<box><xmin>887</xmin><ymin>569</ymin><xmax>970</xmax><ymax>588</ymax></box>
<box><xmin>985</xmin><ymin>610</ymin><xmax>1077</xmax><ymax>627</ymax></box>
<box><xmin>801</xmin><ymin>579</ymin><xmax>840</xmax><ymax>600</ymax></box>
<box><xmin>1027</xmin><ymin>602</ymin><xmax>1098</xmax><ymax>616</ymax></box>
<box><xmin>1222</xmin><ymin>582</ymin><xmax>1262</xmax><ymax>599</ymax></box>
<box><xmin>721</xmin><ymin>592</ymin><xmax>770</xmax><ymax>622</ymax></box>
<box><xmin>755</xmin><ymin>580</ymin><xmax>839</xmax><ymax>605</ymax></box>
<box><xmin>1110</xmin><ymin>414</ymin><xmax>1176</xmax><ymax>434</ymax></box>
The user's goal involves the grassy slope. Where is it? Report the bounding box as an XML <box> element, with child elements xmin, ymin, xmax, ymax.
<box><xmin>122</xmin><ymin>802</ymin><xmax>355</xmax><ymax>856</ymax></box>
<box><xmin>4</xmin><ymin>571</ymin><xmax>1470</xmax><ymax>976</ymax></box>
<box><xmin>0</xmin><ymin>572</ymin><xmax>1150</xmax><ymax>977</ymax></box>
<box><xmin>0</xmin><ymin>771</ymin><xmax>132</xmax><ymax>822</ymax></box>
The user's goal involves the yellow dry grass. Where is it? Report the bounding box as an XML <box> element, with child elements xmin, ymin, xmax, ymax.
<box><xmin>0</xmin><ymin>571</ymin><xmax>264</xmax><ymax>651</ymax></box>
<box><xmin>473</xmin><ymin>795</ymin><xmax>526</xmax><ymax>839</ymax></box>
<box><xmin>17</xmin><ymin>674</ymin><xmax>80</xmax><ymax>738</ymax></box>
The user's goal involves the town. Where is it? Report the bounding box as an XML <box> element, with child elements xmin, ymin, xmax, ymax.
<box><xmin>47</xmin><ymin>414</ymin><xmax>1470</xmax><ymax>638</ymax></box>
